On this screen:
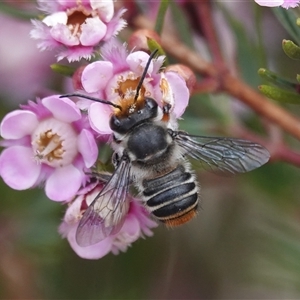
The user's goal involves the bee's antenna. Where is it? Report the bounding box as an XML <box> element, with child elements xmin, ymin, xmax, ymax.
<box><xmin>60</xmin><ymin>93</ymin><xmax>122</xmax><ymax>111</ymax></box>
<box><xmin>134</xmin><ymin>49</ymin><xmax>159</xmax><ymax>102</ymax></box>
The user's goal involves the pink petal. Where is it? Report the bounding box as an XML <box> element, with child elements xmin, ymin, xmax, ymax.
<box><xmin>0</xmin><ymin>146</ymin><xmax>41</xmax><ymax>190</ymax></box>
<box><xmin>50</xmin><ymin>23</ymin><xmax>79</xmax><ymax>46</ymax></box>
<box><xmin>282</xmin><ymin>0</ymin><xmax>300</xmax><ymax>8</ymax></box>
<box><xmin>66</xmin><ymin>225</ymin><xmax>113</xmax><ymax>259</ymax></box>
<box><xmin>57</xmin><ymin>45</ymin><xmax>94</xmax><ymax>62</ymax></box>
<box><xmin>77</xmin><ymin>129</ymin><xmax>98</xmax><ymax>168</ymax></box>
<box><xmin>165</xmin><ymin>72</ymin><xmax>189</xmax><ymax>118</ymax></box>
<box><xmin>104</xmin><ymin>9</ymin><xmax>127</xmax><ymax>42</ymax></box>
<box><xmin>80</xmin><ymin>18</ymin><xmax>106</xmax><ymax>46</ymax></box>
<box><xmin>42</xmin><ymin>95</ymin><xmax>81</xmax><ymax>123</ymax></box>
<box><xmin>45</xmin><ymin>164</ymin><xmax>82</xmax><ymax>201</ymax></box>
<box><xmin>254</xmin><ymin>0</ymin><xmax>284</xmax><ymax>6</ymax></box>
<box><xmin>62</xmin><ymin>195</ymin><xmax>83</xmax><ymax>224</ymax></box>
<box><xmin>82</xmin><ymin>61</ymin><xmax>113</xmax><ymax>93</ymax></box>
<box><xmin>119</xmin><ymin>214</ymin><xmax>140</xmax><ymax>240</ymax></box>
<box><xmin>1</xmin><ymin>110</ymin><xmax>39</xmax><ymax>139</ymax></box>
<box><xmin>100</xmin><ymin>38</ymin><xmax>128</xmax><ymax>73</ymax></box>
<box><xmin>90</xmin><ymin>0</ymin><xmax>114</xmax><ymax>22</ymax></box>
<box><xmin>152</xmin><ymin>56</ymin><xmax>165</xmax><ymax>75</ymax></box>
<box><xmin>126</xmin><ymin>51</ymin><xmax>153</xmax><ymax>76</ymax></box>
<box><xmin>56</xmin><ymin>0</ymin><xmax>77</xmax><ymax>9</ymax></box>
<box><xmin>88</xmin><ymin>102</ymin><xmax>113</xmax><ymax>134</ymax></box>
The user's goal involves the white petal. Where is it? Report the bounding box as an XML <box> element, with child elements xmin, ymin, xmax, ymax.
<box><xmin>80</xmin><ymin>18</ymin><xmax>106</xmax><ymax>46</ymax></box>
<box><xmin>126</xmin><ymin>51</ymin><xmax>153</xmax><ymax>76</ymax></box>
<box><xmin>90</xmin><ymin>0</ymin><xmax>114</xmax><ymax>22</ymax></box>
<box><xmin>254</xmin><ymin>0</ymin><xmax>284</xmax><ymax>6</ymax></box>
<box><xmin>43</xmin><ymin>11</ymin><xmax>68</xmax><ymax>26</ymax></box>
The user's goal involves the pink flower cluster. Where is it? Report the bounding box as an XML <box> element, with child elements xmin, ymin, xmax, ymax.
<box><xmin>30</xmin><ymin>0</ymin><xmax>126</xmax><ymax>61</ymax></box>
<box><xmin>0</xmin><ymin>35</ymin><xmax>191</xmax><ymax>258</ymax></box>
<box><xmin>77</xmin><ymin>40</ymin><xmax>190</xmax><ymax>134</ymax></box>
<box><xmin>0</xmin><ymin>96</ymin><xmax>97</xmax><ymax>201</ymax></box>
<box><xmin>59</xmin><ymin>181</ymin><xmax>157</xmax><ymax>259</ymax></box>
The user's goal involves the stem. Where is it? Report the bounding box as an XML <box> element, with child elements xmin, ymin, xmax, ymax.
<box><xmin>193</xmin><ymin>1</ymin><xmax>225</xmax><ymax>67</ymax></box>
<box><xmin>155</xmin><ymin>0</ymin><xmax>170</xmax><ymax>35</ymax></box>
<box><xmin>276</xmin><ymin>145</ymin><xmax>300</xmax><ymax>167</ymax></box>
<box><xmin>133</xmin><ymin>15</ymin><xmax>300</xmax><ymax>141</ymax></box>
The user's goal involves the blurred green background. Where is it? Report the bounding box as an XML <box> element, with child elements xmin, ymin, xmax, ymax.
<box><xmin>1</xmin><ymin>2</ymin><xmax>300</xmax><ymax>299</ymax></box>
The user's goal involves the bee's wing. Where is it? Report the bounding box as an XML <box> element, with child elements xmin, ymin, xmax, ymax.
<box><xmin>76</xmin><ymin>156</ymin><xmax>131</xmax><ymax>247</ymax></box>
<box><xmin>174</xmin><ymin>131</ymin><xmax>270</xmax><ymax>174</ymax></box>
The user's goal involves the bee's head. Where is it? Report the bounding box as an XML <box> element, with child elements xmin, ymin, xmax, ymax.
<box><xmin>109</xmin><ymin>97</ymin><xmax>158</xmax><ymax>134</ymax></box>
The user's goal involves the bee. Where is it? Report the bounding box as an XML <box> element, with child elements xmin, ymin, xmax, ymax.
<box><xmin>61</xmin><ymin>50</ymin><xmax>270</xmax><ymax>247</ymax></box>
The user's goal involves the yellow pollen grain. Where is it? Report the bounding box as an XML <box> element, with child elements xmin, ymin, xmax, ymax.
<box><xmin>54</xmin><ymin>148</ymin><xmax>64</xmax><ymax>157</ymax></box>
<box><xmin>53</xmin><ymin>136</ymin><xmax>60</xmax><ymax>143</ymax></box>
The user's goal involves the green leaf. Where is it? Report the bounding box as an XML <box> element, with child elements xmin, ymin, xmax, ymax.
<box><xmin>169</xmin><ymin>0</ymin><xmax>194</xmax><ymax>49</ymax></box>
<box><xmin>272</xmin><ymin>8</ymin><xmax>300</xmax><ymax>45</ymax></box>
<box><xmin>147</xmin><ymin>38</ymin><xmax>168</xmax><ymax>66</ymax></box>
<box><xmin>154</xmin><ymin>0</ymin><xmax>170</xmax><ymax>35</ymax></box>
<box><xmin>218</xmin><ymin>3</ymin><xmax>262</xmax><ymax>87</ymax></box>
<box><xmin>282</xmin><ymin>39</ymin><xmax>300</xmax><ymax>60</ymax></box>
<box><xmin>50</xmin><ymin>64</ymin><xmax>77</xmax><ymax>77</ymax></box>
<box><xmin>258</xmin><ymin>68</ymin><xmax>298</xmax><ymax>90</ymax></box>
<box><xmin>259</xmin><ymin>84</ymin><xmax>300</xmax><ymax>104</ymax></box>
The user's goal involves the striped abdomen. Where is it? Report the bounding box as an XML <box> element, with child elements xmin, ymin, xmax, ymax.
<box><xmin>142</xmin><ymin>164</ymin><xmax>199</xmax><ymax>226</ymax></box>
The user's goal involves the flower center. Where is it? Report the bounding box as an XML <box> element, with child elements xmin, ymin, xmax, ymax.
<box><xmin>31</xmin><ymin>118</ymin><xmax>78</xmax><ymax>168</ymax></box>
<box><xmin>67</xmin><ymin>6</ymin><xmax>93</xmax><ymax>36</ymax></box>
<box><xmin>114</xmin><ymin>75</ymin><xmax>146</xmax><ymax>100</ymax></box>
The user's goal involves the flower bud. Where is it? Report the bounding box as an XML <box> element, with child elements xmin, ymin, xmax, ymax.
<box><xmin>165</xmin><ymin>64</ymin><xmax>196</xmax><ymax>94</ymax></box>
<box><xmin>128</xmin><ymin>29</ymin><xmax>162</xmax><ymax>52</ymax></box>
<box><xmin>72</xmin><ymin>66</ymin><xmax>86</xmax><ymax>91</ymax></box>
<box><xmin>282</xmin><ymin>39</ymin><xmax>300</xmax><ymax>60</ymax></box>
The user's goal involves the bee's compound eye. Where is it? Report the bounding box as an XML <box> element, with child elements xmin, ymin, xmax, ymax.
<box><xmin>109</xmin><ymin>115</ymin><xmax>121</xmax><ymax>131</ymax></box>
<box><xmin>144</xmin><ymin>97</ymin><xmax>158</xmax><ymax>110</ymax></box>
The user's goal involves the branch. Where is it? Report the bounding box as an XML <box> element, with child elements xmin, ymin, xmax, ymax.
<box><xmin>192</xmin><ymin>1</ymin><xmax>225</xmax><ymax>67</ymax></box>
<box><xmin>133</xmin><ymin>15</ymin><xmax>300</xmax><ymax>141</ymax></box>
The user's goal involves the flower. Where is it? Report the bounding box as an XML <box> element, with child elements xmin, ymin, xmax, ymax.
<box><xmin>75</xmin><ymin>40</ymin><xmax>190</xmax><ymax>135</ymax></box>
<box><xmin>30</xmin><ymin>0</ymin><xmax>127</xmax><ymax>62</ymax></box>
<box><xmin>0</xmin><ymin>96</ymin><xmax>98</xmax><ymax>201</ymax></box>
<box><xmin>59</xmin><ymin>181</ymin><xmax>157</xmax><ymax>259</ymax></box>
<box><xmin>254</xmin><ymin>0</ymin><xmax>300</xmax><ymax>8</ymax></box>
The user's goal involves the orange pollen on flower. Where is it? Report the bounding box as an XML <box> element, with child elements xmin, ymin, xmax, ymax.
<box><xmin>34</xmin><ymin>130</ymin><xmax>65</xmax><ymax>163</ymax></box>
<box><xmin>113</xmin><ymin>76</ymin><xmax>148</xmax><ymax>117</ymax></box>
<box><xmin>114</xmin><ymin>77</ymin><xmax>141</xmax><ymax>98</ymax></box>
<box><xmin>160</xmin><ymin>77</ymin><xmax>170</xmax><ymax>100</ymax></box>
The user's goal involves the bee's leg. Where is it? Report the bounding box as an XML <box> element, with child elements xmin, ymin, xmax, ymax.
<box><xmin>112</xmin><ymin>151</ymin><xmax>130</xmax><ymax>168</ymax></box>
<box><xmin>88</xmin><ymin>172</ymin><xmax>111</xmax><ymax>183</ymax></box>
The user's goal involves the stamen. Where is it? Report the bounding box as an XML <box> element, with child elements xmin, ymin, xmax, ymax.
<box><xmin>31</xmin><ymin>118</ymin><xmax>78</xmax><ymax>168</ymax></box>
<box><xmin>39</xmin><ymin>133</ymin><xmax>62</xmax><ymax>158</ymax></box>
<box><xmin>72</xmin><ymin>23</ymin><xmax>80</xmax><ymax>37</ymax></box>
